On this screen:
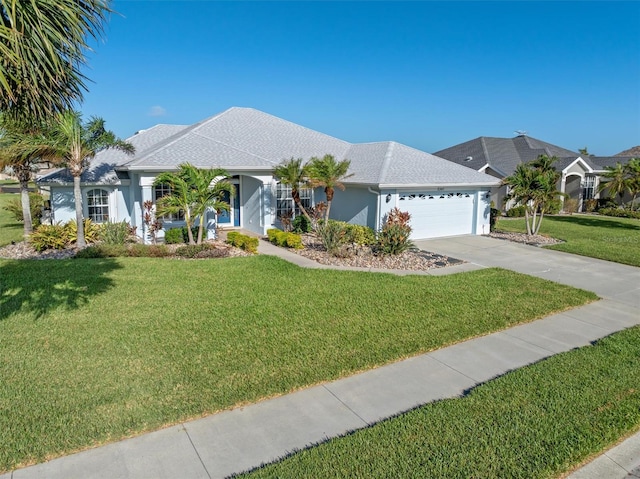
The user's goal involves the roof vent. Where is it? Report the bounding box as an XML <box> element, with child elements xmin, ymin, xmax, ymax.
<box><xmin>465</xmin><ymin>156</ymin><xmax>473</xmax><ymax>161</ymax></box>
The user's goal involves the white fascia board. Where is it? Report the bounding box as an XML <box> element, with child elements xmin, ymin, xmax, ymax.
<box><xmin>379</xmin><ymin>182</ymin><xmax>500</xmax><ymax>189</ymax></box>
<box><xmin>563</xmin><ymin>157</ymin><xmax>594</xmax><ymax>174</ymax></box>
<box><xmin>125</xmin><ymin>165</ymin><xmax>274</xmax><ymax>172</ymax></box>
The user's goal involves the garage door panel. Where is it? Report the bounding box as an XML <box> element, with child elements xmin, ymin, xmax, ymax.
<box><xmin>398</xmin><ymin>192</ymin><xmax>475</xmax><ymax>239</ymax></box>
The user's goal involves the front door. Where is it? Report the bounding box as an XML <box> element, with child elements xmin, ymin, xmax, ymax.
<box><xmin>217</xmin><ymin>181</ymin><xmax>240</xmax><ymax>227</ymax></box>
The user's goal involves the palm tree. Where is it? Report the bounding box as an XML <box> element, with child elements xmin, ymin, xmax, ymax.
<box><xmin>0</xmin><ymin>115</ymin><xmax>54</xmax><ymax>238</ymax></box>
<box><xmin>154</xmin><ymin>163</ymin><xmax>234</xmax><ymax>245</ymax></box>
<box><xmin>50</xmin><ymin>111</ymin><xmax>134</xmax><ymax>247</ymax></box>
<box><xmin>0</xmin><ymin>0</ymin><xmax>111</xmax><ymax>120</ymax></box>
<box><xmin>273</xmin><ymin>157</ymin><xmax>312</xmax><ymax>222</ymax></box>
<box><xmin>306</xmin><ymin>154</ymin><xmax>353</xmax><ymax>222</ymax></box>
<box><xmin>503</xmin><ymin>158</ymin><xmax>562</xmax><ymax>236</ymax></box>
<box><xmin>624</xmin><ymin>158</ymin><xmax>640</xmax><ymax>210</ymax></box>
<box><xmin>597</xmin><ymin>163</ymin><xmax>628</xmax><ymax>207</ymax></box>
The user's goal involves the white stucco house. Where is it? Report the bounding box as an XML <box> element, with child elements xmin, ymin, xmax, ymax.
<box><xmin>38</xmin><ymin>107</ymin><xmax>500</xmax><ymax>242</ymax></box>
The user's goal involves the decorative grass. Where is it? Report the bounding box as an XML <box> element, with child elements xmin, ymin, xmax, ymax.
<box><xmin>0</xmin><ymin>256</ymin><xmax>596</xmax><ymax>472</ymax></box>
<box><xmin>0</xmin><ymin>193</ymin><xmax>25</xmax><ymax>246</ymax></box>
<box><xmin>240</xmin><ymin>326</ymin><xmax>640</xmax><ymax>479</ymax></box>
<box><xmin>496</xmin><ymin>215</ymin><xmax>640</xmax><ymax>267</ymax></box>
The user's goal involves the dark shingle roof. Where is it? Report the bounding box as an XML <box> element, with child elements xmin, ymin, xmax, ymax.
<box><xmin>435</xmin><ymin>135</ymin><xmax>596</xmax><ymax>176</ymax></box>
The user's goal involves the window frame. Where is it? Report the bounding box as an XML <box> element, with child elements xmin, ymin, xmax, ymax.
<box><xmin>154</xmin><ymin>183</ymin><xmax>185</xmax><ymax>221</ymax></box>
<box><xmin>86</xmin><ymin>188</ymin><xmax>110</xmax><ymax>224</ymax></box>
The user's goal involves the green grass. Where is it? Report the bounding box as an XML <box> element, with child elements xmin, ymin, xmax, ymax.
<box><xmin>240</xmin><ymin>326</ymin><xmax>640</xmax><ymax>479</ymax></box>
<box><xmin>0</xmin><ymin>193</ymin><xmax>25</xmax><ymax>246</ymax></box>
<box><xmin>496</xmin><ymin>215</ymin><xmax>640</xmax><ymax>267</ymax></box>
<box><xmin>0</xmin><ymin>256</ymin><xmax>596</xmax><ymax>471</ymax></box>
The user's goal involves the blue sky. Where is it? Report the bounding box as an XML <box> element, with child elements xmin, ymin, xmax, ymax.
<box><xmin>81</xmin><ymin>1</ymin><xmax>640</xmax><ymax>156</ymax></box>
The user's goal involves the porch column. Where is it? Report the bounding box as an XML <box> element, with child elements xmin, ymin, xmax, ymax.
<box><xmin>560</xmin><ymin>173</ymin><xmax>567</xmax><ymax>210</ymax></box>
<box><xmin>139</xmin><ymin>175</ymin><xmax>155</xmax><ymax>244</ymax></box>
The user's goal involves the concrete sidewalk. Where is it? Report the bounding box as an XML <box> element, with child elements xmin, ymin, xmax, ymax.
<box><xmin>3</xmin><ymin>236</ymin><xmax>639</xmax><ymax>479</ymax></box>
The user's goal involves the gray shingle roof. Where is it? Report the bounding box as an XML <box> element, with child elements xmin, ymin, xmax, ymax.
<box><xmin>590</xmin><ymin>156</ymin><xmax>636</xmax><ymax>170</ymax></box>
<box><xmin>38</xmin><ymin>124</ymin><xmax>189</xmax><ymax>185</ymax></box>
<box><xmin>39</xmin><ymin>107</ymin><xmax>499</xmax><ymax>188</ymax></box>
<box><xmin>435</xmin><ymin>135</ymin><xmax>597</xmax><ymax>176</ymax></box>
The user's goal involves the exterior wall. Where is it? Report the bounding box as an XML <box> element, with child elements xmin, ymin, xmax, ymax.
<box><xmin>329</xmin><ymin>186</ymin><xmax>377</xmax><ymax>229</ymax></box>
<box><xmin>475</xmin><ymin>190</ymin><xmax>492</xmax><ymax>236</ymax></box>
<box><xmin>50</xmin><ymin>187</ymin><xmax>76</xmax><ymax>223</ymax></box>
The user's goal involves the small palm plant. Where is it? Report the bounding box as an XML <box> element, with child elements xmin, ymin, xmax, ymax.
<box><xmin>306</xmin><ymin>154</ymin><xmax>353</xmax><ymax>222</ymax></box>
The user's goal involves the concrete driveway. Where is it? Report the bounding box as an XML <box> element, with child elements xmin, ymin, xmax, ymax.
<box><xmin>415</xmin><ymin>235</ymin><xmax>640</xmax><ymax>309</ymax></box>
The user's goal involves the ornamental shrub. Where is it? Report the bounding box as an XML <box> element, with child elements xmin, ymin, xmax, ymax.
<box><xmin>546</xmin><ymin>198</ymin><xmax>562</xmax><ymax>215</ymax></box>
<box><xmin>563</xmin><ymin>198</ymin><xmax>579</xmax><ymax>214</ymax></box>
<box><xmin>3</xmin><ymin>193</ymin><xmax>45</xmax><ymax>225</ymax></box>
<box><xmin>226</xmin><ymin>231</ymin><xmax>240</xmax><ymax>245</ymax></box>
<box><xmin>506</xmin><ymin>205</ymin><xmax>526</xmax><ymax>217</ymax></box>
<box><xmin>292</xmin><ymin>215</ymin><xmax>312</xmax><ymax>233</ymax></box>
<box><xmin>75</xmin><ymin>244</ymin><xmax>127</xmax><ymax>258</ymax></box>
<box><xmin>377</xmin><ymin>208</ymin><xmax>413</xmax><ymax>256</ymax></box>
<box><xmin>242</xmin><ymin>236</ymin><xmax>259</xmax><ymax>253</ymax></box>
<box><xmin>344</xmin><ymin>223</ymin><xmax>376</xmax><ymax>245</ymax></box>
<box><xmin>275</xmin><ymin>231</ymin><xmax>289</xmax><ymax>247</ymax></box>
<box><xmin>267</xmin><ymin>228</ymin><xmax>280</xmax><ymax>243</ymax></box>
<box><xmin>598</xmin><ymin>208</ymin><xmax>640</xmax><ymax>219</ymax></box>
<box><xmin>65</xmin><ymin>219</ymin><xmax>101</xmax><ymax>244</ymax></box>
<box><xmin>164</xmin><ymin>227</ymin><xmax>184</xmax><ymax>244</ymax></box>
<box><xmin>29</xmin><ymin>223</ymin><xmax>70</xmax><ymax>251</ymax></box>
<box><xmin>583</xmin><ymin>199</ymin><xmax>598</xmax><ymax>213</ymax></box>
<box><xmin>316</xmin><ymin>221</ymin><xmax>347</xmax><ymax>256</ymax></box>
<box><xmin>101</xmin><ymin>221</ymin><xmax>134</xmax><ymax>245</ymax></box>
<box><xmin>284</xmin><ymin>233</ymin><xmax>302</xmax><ymax>249</ymax></box>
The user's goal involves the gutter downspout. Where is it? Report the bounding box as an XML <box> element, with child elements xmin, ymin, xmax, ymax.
<box><xmin>368</xmin><ymin>186</ymin><xmax>380</xmax><ymax>231</ymax></box>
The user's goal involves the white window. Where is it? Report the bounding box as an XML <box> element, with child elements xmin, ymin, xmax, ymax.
<box><xmin>86</xmin><ymin>189</ymin><xmax>110</xmax><ymax>223</ymax></box>
<box><xmin>154</xmin><ymin>184</ymin><xmax>184</xmax><ymax>221</ymax></box>
<box><xmin>275</xmin><ymin>183</ymin><xmax>311</xmax><ymax>219</ymax></box>
<box><xmin>582</xmin><ymin>176</ymin><xmax>596</xmax><ymax>200</ymax></box>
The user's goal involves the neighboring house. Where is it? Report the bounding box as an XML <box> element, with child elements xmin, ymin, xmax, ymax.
<box><xmin>38</xmin><ymin>107</ymin><xmax>499</xmax><ymax>242</ymax></box>
<box><xmin>434</xmin><ymin>134</ymin><xmax>610</xmax><ymax>211</ymax></box>
<box><xmin>589</xmin><ymin>148</ymin><xmax>639</xmax><ymax>206</ymax></box>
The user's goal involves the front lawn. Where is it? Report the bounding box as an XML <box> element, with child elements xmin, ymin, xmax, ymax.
<box><xmin>0</xmin><ymin>193</ymin><xmax>25</xmax><ymax>246</ymax></box>
<box><xmin>0</xmin><ymin>256</ymin><xmax>596</xmax><ymax>472</ymax></box>
<box><xmin>241</xmin><ymin>326</ymin><xmax>640</xmax><ymax>479</ymax></box>
<box><xmin>496</xmin><ymin>214</ymin><xmax>640</xmax><ymax>267</ymax></box>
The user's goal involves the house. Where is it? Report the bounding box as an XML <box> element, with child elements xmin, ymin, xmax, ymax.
<box><xmin>434</xmin><ymin>134</ymin><xmax>606</xmax><ymax>211</ymax></box>
<box><xmin>38</xmin><ymin>107</ymin><xmax>500</xmax><ymax>242</ymax></box>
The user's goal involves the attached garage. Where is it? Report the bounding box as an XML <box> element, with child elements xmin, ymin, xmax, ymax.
<box><xmin>398</xmin><ymin>191</ymin><xmax>477</xmax><ymax>239</ymax></box>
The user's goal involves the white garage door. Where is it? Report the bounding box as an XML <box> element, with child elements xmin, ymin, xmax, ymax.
<box><xmin>398</xmin><ymin>191</ymin><xmax>476</xmax><ymax>239</ymax></box>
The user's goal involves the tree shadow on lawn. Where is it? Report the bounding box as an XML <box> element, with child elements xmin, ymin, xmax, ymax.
<box><xmin>0</xmin><ymin>258</ymin><xmax>122</xmax><ymax>321</ymax></box>
<box><xmin>549</xmin><ymin>215</ymin><xmax>640</xmax><ymax>231</ymax></box>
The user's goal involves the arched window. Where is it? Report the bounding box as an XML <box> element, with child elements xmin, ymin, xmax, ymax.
<box><xmin>86</xmin><ymin>189</ymin><xmax>110</xmax><ymax>223</ymax></box>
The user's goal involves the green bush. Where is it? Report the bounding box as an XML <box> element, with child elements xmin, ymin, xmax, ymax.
<box><xmin>164</xmin><ymin>228</ymin><xmax>185</xmax><ymax>244</ymax></box>
<box><xmin>506</xmin><ymin>205</ymin><xmax>527</xmax><ymax>217</ymax></box>
<box><xmin>343</xmin><ymin>223</ymin><xmax>376</xmax><ymax>245</ymax></box>
<box><xmin>266</xmin><ymin>228</ymin><xmax>280</xmax><ymax>243</ymax></box>
<box><xmin>377</xmin><ymin>208</ymin><xmax>413</xmax><ymax>256</ymax></box>
<box><xmin>3</xmin><ymin>193</ymin><xmax>45</xmax><ymax>225</ymax></box>
<box><xmin>489</xmin><ymin>202</ymin><xmax>500</xmax><ymax>232</ymax></box>
<box><xmin>175</xmin><ymin>244</ymin><xmax>215</xmax><ymax>258</ymax></box>
<box><xmin>129</xmin><ymin>244</ymin><xmax>170</xmax><ymax>257</ymax></box>
<box><xmin>563</xmin><ymin>198</ymin><xmax>579</xmax><ymax>213</ymax></box>
<box><xmin>65</xmin><ymin>219</ymin><xmax>101</xmax><ymax>244</ymax></box>
<box><xmin>598</xmin><ymin>208</ymin><xmax>640</xmax><ymax>219</ymax></box>
<box><xmin>284</xmin><ymin>233</ymin><xmax>302</xmax><ymax>250</ymax></box>
<box><xmin>275</xmin><ymin>231</ymin><xmax>289</xmax><ymax>247</ymax></box>
<box><xmin>101</xmin><ymin>221</ymin><xmax>134</xmax><ymax>245</ymax></box>
<box><xmin>292</xmin><ymin>215</ymin><xmax>312</xmax><ymax>233</ymax></box>
<box><xmin>226</xmin><ymin>231</ymin><xmax>241</xmax><ymax>245</ymax></box>
<box><xmin>546</xmin><ymin>198</ymin><xmax>562</xmax><ymax>215</ymax></box>
<box><xmin>75</xmin><ymin>244</ymin><xmax>128</xmax><ymax>258</ymax></box>
<box><xmin>29</xmin><ymin>224</ymin><xmax>70</xmax><ymax>251</ymax></box>
<box><xmin>242</xmin><ymin>236</ymin><xmax>259</xmax><ymax>253</ymax></box>
<box><xmin>225</xmin><ymin>232</ymin><xmax>259</xmax><ymax>253</ymax></box>
<box><xmin>583</xmin><ymin>199</ymin><xmax>598</xmax><ymax>213</ymax></box>
<box><xmin>316</xmin><ymin>221</ymin><xmax>347</xmax><ymax>256</ymax></box>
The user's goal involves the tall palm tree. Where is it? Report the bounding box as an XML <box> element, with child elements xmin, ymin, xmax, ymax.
<box><xmin>0</xmin><ymin>115</ymin><xmax>53</xmax><ymax>238</ymax></box>
<box><xmin>50</xmin><ymin>111</ymin><xmax>134</xmax><ymax>247</ymax></box>
<box><xmin>0</xmin><ymin>0</ymin><xmax>111</xmax><ymax>119</ymax></box>
<box><xmin>306</xmin><ymin>154</ymin><xmax>353</xmax><ymax>221</ymax></box>
<box><xmin>154</xmin><ymin>164</ymin><xmax>234</xmax><ymax>245</ymax></box>
<box><xmin>597</xmin><ymin>163</ymin><xmax>628</xmax><ymax>207</ymax></box>
<box><xmin>273</xmin><ymin>157</ymin><xmax>312</xmax><ymax>222</ymax></box>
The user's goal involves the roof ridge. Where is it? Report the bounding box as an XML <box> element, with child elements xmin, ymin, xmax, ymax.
<box><xmin>377</xmin><ymin>141</ymin><xmax>395</xmax><ymax>184</ymax></box>
<box><xmin>190</xmin><ymin>130</ymin><xmax>278</xmax><ymax>166</ymax></box>
<box><xmin>480</xmin><ymin>137</ymin><xmax>491</xmax><ymax>168</ymax></box>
